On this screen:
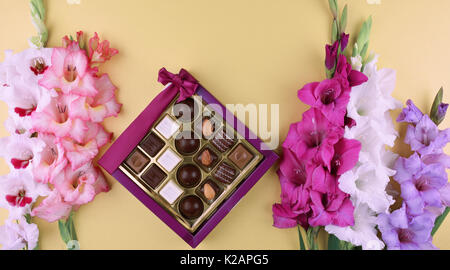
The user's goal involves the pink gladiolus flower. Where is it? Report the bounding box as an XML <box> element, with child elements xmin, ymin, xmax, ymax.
<box><xmin>32</xmin><ymin>134</ymin><xmax>68</xmax><ymax>184</ymax></box>
<box><xmin>298</xmin><ymin>78</ymin><xmax>350</xmax><ymax>126</ymax></box>
<box><xmin>31</xmin><ymin>92</ymin><xmax>89</xmax><ymax>143</ymax></box>
<box><xmin>52</xmin><ymin>163</ymin><xmax>110</xmax><ymax>206</ymax></box>
<box><xmin>88</xmin><ymin>32</ymin><xmax>119</xmax><ymax>65</ymax></box>
<box><xmin>69</xmin><ymin>74</ymin><xmax>122</xmax><ymax>123</ymax></box>
<box><xmin>31</xmin><ymin>190</ymin><xmax>72</xmax><ymax>223</ymax></box>
<box><xmin>59</xmin><ymin>122</ymin><xmax>112</xmax><ymax>170</ymax></box>
<box><xmin>283</xmin><ymin>108</ymin><xmax>343</xmax><ymax>169</ymax></box>
<box><xmin>39</xmin><ymin>47</ymin><xmax>97</xmax><ymax>97</ymax></box>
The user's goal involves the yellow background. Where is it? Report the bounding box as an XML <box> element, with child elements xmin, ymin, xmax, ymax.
<box><xmin>0</xmin><ymin>0</ymin><xmax>449</xmax><ymax>250</ymax></box>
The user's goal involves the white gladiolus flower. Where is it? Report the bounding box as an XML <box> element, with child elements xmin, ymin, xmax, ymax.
<box><xmin>326</xmin><ymin>55</ymin><xmax>401</xmax><ymax>250</ymax></box>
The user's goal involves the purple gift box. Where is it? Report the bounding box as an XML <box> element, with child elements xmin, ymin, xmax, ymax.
<box><xmin>98</xmin><ymin>68</ymin><xmax>278</xmax><ymax>248</ymax></box>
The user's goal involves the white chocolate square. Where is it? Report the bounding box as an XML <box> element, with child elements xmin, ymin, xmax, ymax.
<box><xmin>156</xmin><ymin>115</ymin><xmax>180</xmax><ymax>139</ymax></box>
<box><xmin>157</xmin><ymin>148</ymin><xmax>182</xmax><ymax>172</ymax></box>
<box><xmin>159</xmin><ymin>180</ymin><xmax>183</xmax><ymax>204</ymax></box>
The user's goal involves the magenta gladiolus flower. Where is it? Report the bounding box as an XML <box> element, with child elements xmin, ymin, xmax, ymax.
<box><xmin>272</xmin><ymin>170</ymin><xmax>311</xmax><ymax>229</ymax></box>
<box><xmin>335</xmin><ymin>55</ymin><xmax>368</xmax><ymax>88</ymax></box>
<box><xmin>330</xmin><ymin>138</ymin><xmax>361</xmax><ymax>175</ymax></box>
<box><xmin>298</xmin><ymin>78</ymin><xmax>350</xmax><ymax>126</ymax></box>
<box><xmin>309</xmin><ymin>187</ymin><xmax>355</xmax><ymax>227</ymax></box>
<box><xmin>283</xmin><ymin>108</ymin><xmax>344</xmax><ymax>169</ymax></box>
<box><xmin>325</xmin><ymin>41</ymin><xmax>339</xmax><ymax>70</ymax></box>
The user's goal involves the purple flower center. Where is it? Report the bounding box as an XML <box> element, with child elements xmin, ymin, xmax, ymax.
<box><xmin>415</xmin><ymin>177</ymin><xmax>430</xmax><ymax>192</ymax></box>
<box><xmin>320</xmin><ymin>88</ymin><xmax>336</xmax><ymax>105</ymax></box>
<box><xmin>330</xmin><ymin>154</ymin><xmax>341</xmax><ymax>175</ymax></box>
<box><xmin>292</xmin><ymin>165</ymin><xmax>307</xmax><ymax>186</ymax></box>
<box><xmin>398</xmin><ymin>229</ymin><xmax>414</xmax><ymax>243</ymax></box>
<box><xmin>306</xmin><ymin>130</ymin><xmax>325</xmax><ymax>148</ymax></box>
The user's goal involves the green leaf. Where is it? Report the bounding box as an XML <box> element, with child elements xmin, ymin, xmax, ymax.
<box><xmin>297</xmin><ymin>226</ymin><xmax>306</xmax><ymax>250</ymax></box>
<box><xmin>328</xmin><ymin>233</ymin><xmax>341</xmax><ymax>250</ymax></box>
<box><xmin>340</xmin><ymin>5</ymin><xmax>348</xmax><ymax>34</ymax></box>
<box><xmin>430</xmin><ymin>87</ymin><xmax>444</xmax><ymax>125</ymax></box>
<box><xmin>328</xmin><ymin>0</ymin><xmax>338</xmax><ymax>19</ymax></box>
<box><xmin>432</xmin><ymin>207</ymin><xmax>449</xmax><ymax>236</ymax></box>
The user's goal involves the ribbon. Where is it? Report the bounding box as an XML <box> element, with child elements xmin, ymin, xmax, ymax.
<box><xmin>158</xmin><ymin>68</ymin><xmax>199</xmax><ymax>102</ymax></box>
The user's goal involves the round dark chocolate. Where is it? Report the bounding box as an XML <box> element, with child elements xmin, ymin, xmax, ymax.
<box><xmin>177</xmin><ymin>164</ymin><xmax>201</xmax><ymax>188</ymax></box>
<box><xmin>179</xmin><ymin>195</ymin><xmax>204</xmax><ymax>220</ymax></box>
<box><xmin>175</xmin><ymin>132</ymin><xmax>200</xmax><ymax>155</ymax></box>
<box><xmin>173</xmin><ymin>98</ymin><xmax>197</xmax><ymax>122</ymax></box>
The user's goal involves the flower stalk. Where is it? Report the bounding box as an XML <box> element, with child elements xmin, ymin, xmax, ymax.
<box><xmin>29</xmin><ymin>0</ymin><xmax>48</xmax><ymax>48</ymax></box>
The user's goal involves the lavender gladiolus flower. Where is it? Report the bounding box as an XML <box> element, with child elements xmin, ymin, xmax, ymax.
<box><xmin>377</xmin><ymin>204</ymin><xmax>436</xmax><ymax>250</ymax></box>
<box><xmin>397</xmin><ymin>99</ymin><xmax>424</xmax><ymax>124</ymax></box>
<box><xmin>405</xmin><ymin>115</ymin><xmax>450</xmax><ymax>155</ymax></box>
<box><xmin>436</xmin><ymin>103</ymin><xmax>449</xmax><ymax>124</ymax></box>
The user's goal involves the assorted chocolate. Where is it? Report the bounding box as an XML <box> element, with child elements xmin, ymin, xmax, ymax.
<box><xmin>121</xmin><ymin>95</ymin><xmax>263</xmax><ymax>232</ymax></box>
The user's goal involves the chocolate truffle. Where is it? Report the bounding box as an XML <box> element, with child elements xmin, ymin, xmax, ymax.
<box><xmin>177</xmin><ymin>164</ymin><xmax>201</xmax><ymax>188</ymax></box>
<box><xmin>125</xmin><ymin>150</ymin><xmax>150</xmax><ymax>173</ymax></box>
<box><xmin>198</xmin><ymin>179</ymin><xmax>221</xmax><ymax>204</ymax></box>
<box><xmin>141</xmin><ymin>164</ymin><xmax>167</xmax><ymax>189</ymax></box>
<box><xmin>173</xmin><ymin>98</ymin><xmax>197</xmax><ymax>122</ymax></box>
<box><xmin>140</xmin><ymin>132</ymin><xmax>165</xmax><ymax>157</ymax></box>
<box><xmin>175</xmin><ymin>131</ymin><xmax>200</xmax><ymax>155</ymax></box>
<box><xmin>179</xmin><ymin>195</ymin><xmax>204</xmax><ymax>220</ymax></box>
<box><xmin>229</xmin><ymin>144</ymin><xmax>254</xmax><ymax>170</ymax></box>
<box><xmin>211</xmin><ymin>129</ymin><xmax>236</xmax><ymax>153</ymax></box>
<box><xmin>214</xmin><ymin>162</ymin><xmax>237</xmax><ymax>185</ymax></box>
<box><xmin>195</xmin><ymin>148</ymin><xmax>218</xmax><ymax>170</ymax></box>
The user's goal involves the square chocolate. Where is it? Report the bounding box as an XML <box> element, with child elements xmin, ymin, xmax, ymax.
<box><xmin>197</xmin><ymin>179</ymin><xmax>222</xmax><ymax>204</ymax></box>
<box><xmin>195</xmin><ymin>147</ymin><xmax>219</xmax><ymax>171</ymax></box>
<box><xmin>213</xmin><ymin>162</ymin><xmax>238</xmax><ymax>185</ymax></box>
<box><xmin>141</xmin><ymin>164</ymin><xmax>167</xmax><ymax>189</ymax></box>
<box><xmin>140</xmin><ymin>132</ymin><xmax>165</xmax><ymax>157</ymax></box>
<box><xmin>211</xmin><ymin>129</ymin><xmax>236</xmax><ymax>153</ymax></box>
<box><xmin>228</xmin><ymin>144</ymin><xmax>254</xmax><ymax>170</ymax></box>
<box><xmin>125</xmin><ymin>150</ymin><xmax>150</xmax><ymax>174</ymax></box>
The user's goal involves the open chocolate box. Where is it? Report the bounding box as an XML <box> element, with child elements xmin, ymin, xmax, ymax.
<box><xmin>98</xmin><ymin>68</ymin><xmax>278</xmax><ymax>248</ymax></box>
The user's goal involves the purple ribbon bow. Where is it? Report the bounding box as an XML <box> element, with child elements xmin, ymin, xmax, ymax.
<box><xmin>158</xmin><ymin>68</ymin><xmax>199</xmax><ymax>102</ymax></box>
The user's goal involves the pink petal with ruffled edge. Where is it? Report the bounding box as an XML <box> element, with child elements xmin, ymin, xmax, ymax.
<box><xmin>69</xmin><ymin>74</ymin><xmax>122</xmax><ymax>123</ymax></box>
<box><xmin>32</xmin><ymin>134</ymin><xmax>68</xmax><ymax>184</ymax></box>
<box><xmin>31</xmin><ymin>190</ymin><xmax>72</xmax><ymax>223</ymax></box>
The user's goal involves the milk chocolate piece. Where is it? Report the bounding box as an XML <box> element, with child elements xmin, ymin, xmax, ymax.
<box><xmin>140</xmin><ymin>132</ymin><xmax>164</xmax><ymax>157</ymax></box>
<box><xmin>125</xmin><ymin>150</ymin><xmax>150</xmax><ymax>173</ymax></box>
<box><xmin>229</xmin><ymin>144</ymin><xmax>254</xmax><ymax>170</ymax></box>
<box><xmin>179</xmin><ymin>195</ymin><xmax>204</xmax><ymax>220</ymax></box>
<box><xmin>214</xmin><ymin>162</ymin><xmax>237</xmax><ymax>185</ymax></box>
<box><xmin>141</xmin><ymin>164</ymin><xmax>167</xmax><ymax>189</ymax></box>
<box><xmin>175</xmin><ymin>131</ymin><xmax>200</xmax><ymax>155</ymax></box>
<box><xmin>173</xmin><ymin>98</ymin><xmax>197</xmax><ymax>122</ymax></box>
<box><xmin>177</xmin><ymin>164</ymin><xmax>201</xmax><ymax>188</ymax></box>
<box><xmin>196</xmin><ymin>148</ymin><xmax>218</xmax><ymax>170</ymax></box>
<box><xmin>211</xmin><ymin>130</ymin><xmax>236</xmax><ymax>153</ymax></box>
<box><xmin>198</xmin><ymin>179</ymin><xmax>221</xmax><ymax>203</ymax></box>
